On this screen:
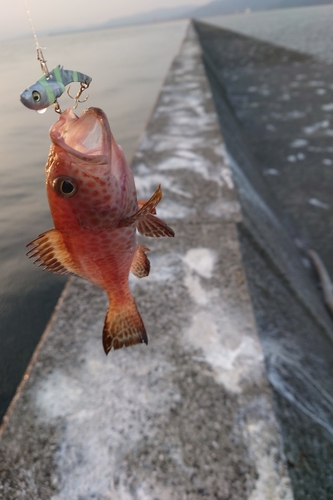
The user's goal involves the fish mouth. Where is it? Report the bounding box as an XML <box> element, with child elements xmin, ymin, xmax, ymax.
<box><xmin>50</xmin><ymin>107</ymin><xmax>111</xmax><ymax>163</ymax></box>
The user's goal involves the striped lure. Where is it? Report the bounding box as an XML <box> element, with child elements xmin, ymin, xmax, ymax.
<box><xmin>20</xmin><ymin>65</ymin><xmax>92</xmax><ymax>112</ymax></box>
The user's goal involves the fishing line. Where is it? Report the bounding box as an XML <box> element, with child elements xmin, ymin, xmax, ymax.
<box><xmin>22</xmin><ymin>0</ymin><xmax>49</xmax><ymax>74</ymax></box>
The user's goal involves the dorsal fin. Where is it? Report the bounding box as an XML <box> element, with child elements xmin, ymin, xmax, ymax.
<box><xmin>131</xmin><ymin>245</ymin><xmax>150</xmax><ymax>278</ymax></box>
<box><xmin>26</xmin><ymin>228</ymin><xmax>77</xmax><ymax>275</ymax></box>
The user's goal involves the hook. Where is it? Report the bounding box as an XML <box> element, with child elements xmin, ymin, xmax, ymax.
<box><xmin>53</xmin><ymin>100</ymin><xmax>62</xmax><ymax>114</ymax></box>
<box><xmin>67</xmin><ymin>81</ymin><xmax>90</xmax><ymax>109</ymax></box>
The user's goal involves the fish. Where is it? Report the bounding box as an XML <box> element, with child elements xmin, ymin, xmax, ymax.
<box><xmin>27</xmin><ymin>107</ymin><xmax>174</xmax><ymax>353</ymax></box>
<box><xmin>20</xmin><ymin>65</ymin><xmax>92</xmax><ymax>112</ymax></box>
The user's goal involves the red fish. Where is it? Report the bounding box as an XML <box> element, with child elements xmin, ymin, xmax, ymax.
<box><xmin>27</xmin><ymin>107</ymin><xmax>174</xmax><ymax>353</ymax></box>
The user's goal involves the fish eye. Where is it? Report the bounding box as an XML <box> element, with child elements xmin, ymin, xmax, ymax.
<box><xmin>32</xmin><ymin>90</ymin><xmax>41</xmax><ymax>102</ymax></box>
<box><xmin>52</xmin><ymin>176</ymin><xmax>78</xmax><ymax>198</ymax></box>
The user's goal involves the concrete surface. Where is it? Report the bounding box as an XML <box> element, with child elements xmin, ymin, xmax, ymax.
<box><xmin>194</xmin><ymin>20</ymin><xmax>333</xmax><ymax>499</ymax></box>
<box><xmin>0</xmin><ymin>24</ymin><xmax>292</xmax><ymax>500</ymax></box>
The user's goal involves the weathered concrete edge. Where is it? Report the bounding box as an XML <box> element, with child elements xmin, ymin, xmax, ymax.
<box><xmin>0</xmin><ymin>22</ymin><xmax>293</xmax><ymax>499</ymax></box>
<box><xmin>0</xmin><ymin>279</ymin><xmax>74</xmax><ymax>436</ymax></box>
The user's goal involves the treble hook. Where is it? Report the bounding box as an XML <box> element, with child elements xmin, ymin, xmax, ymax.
<box><xmin>67</xmin><ymin>81</ymin><xmax>90</xmax><ymax>109</ymax></box>
<box><xmin>53</xmin><ymin>100</ymin><xmax>62</xmax><ymax>114</ymax></box>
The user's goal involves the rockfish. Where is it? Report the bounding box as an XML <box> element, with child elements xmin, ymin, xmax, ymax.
<box><xmin>27</xmin><ymin>107</ymin><xmax>174</xmax><ymax>353</ymax></box>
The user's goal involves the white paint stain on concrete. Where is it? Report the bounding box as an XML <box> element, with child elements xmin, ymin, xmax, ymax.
<box><xmin>184</xmin><ymin>273</ymin><xmax>210</xmax><ymax>306</ymax></box>
<box><xmin>244</xmin><ymin>403</ymin><xmax>294</xmax><ymax>500</ymax></box>
<box><xmin>35</xmin><ymin>341</ymin><xmax>177</xmax><ymax>500</ymax></box>
<box><xmin>290</xmin><ymin>138</ymin><xmax>308</xmax><ymax>148</ymax></box>
<box><xmin>205</xmin><ymin>198</ymin><xmax>241</xmax><ymax>218</ymax></box>
<box><xmin>264</xmin><ymin>168</ymin><xmax>279</xmax><ymax>176</ymax></box>
<box><xmin>156</xmin><ymin>152</ymin><xmax>229</xmax><ymax>188</ymax></box>
<box><xmin>36</xmin><ymin>372</ymin><xmax>84</xmax><ymax>420</ymax></box>
<box><xmin>308</xmin><ymin>198</ymin><xmax>329</xmax><ymax>209</ymax></box>
<box><xmin>184</xmin><ymin>310</ymin><xmax>264</xmax><ymax>394</ymax></box>
<box><xmin>134</xmin><ymin>173</ymin><xmax>192</xmax><ymax>200</ymax></box>
<box><xmin>142</xmin><ymin>252</ymin><xmax>181</xmax><ymax>283</ymax></box>
<box><xmin>182</xmin><ymin>248</ymin><xmax>218</xmax><ymax>306</ymax></box>
<box><xmin>182</xmin><ymin>248</ymin><xmax>264</xmax><ymax>394</ymax></box>
<box><xmin>322</xmin><ymin>102</ymin><xmax>333</xmax><ymax>111</ymax></box>
<box><xmin>308</xmin><ymin>80</ymin><xmax>324</xmax><ymax>87</ymax></box>
<box><xmin>303</xmin><ymin>120</ymin><xmax>330</xmax><ymax>135</ymax></box>
<box><xmin>155</xmin><ymin>199</ymin><xmax>196</xmax><ymax>219</ymax></box>
<box><xmin>287</xmin><ymin>110</ymin><xmax>305</xmax><ymax>119</ymax></box>
<box><xmin>183</xmin><ymin>247</ymin><xmax>217</xmax><ymax>279</ymax></box>
<box><xmin>287</xmin><ymin>152</ymin><xmax>305</xmax><ymax>162</ymax></box>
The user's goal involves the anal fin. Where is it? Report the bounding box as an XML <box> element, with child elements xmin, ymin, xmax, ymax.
<box><xmin>26</xmin><ymin>228</ymin><xmax>76</xmax><ymax>275</ymax></box>
<box><xmin>131</xmin><ymin>245</ymin><xmax>150</xmax><ymax>278</ymax></box>
<box><xmin>103</xmin><ymin>295</ymin><xmax>148</xmax><ymax>353</ymax></box>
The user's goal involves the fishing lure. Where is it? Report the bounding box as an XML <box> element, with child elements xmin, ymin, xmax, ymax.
<box><xmin>20</xmin><ymin>64</ymin><xmax>92</xmax><ymax>113</ymax></box>
<box><xmin>21</xmin><ymin>1</ymin><xmax>92</xmax><ymax>113</ymax></box>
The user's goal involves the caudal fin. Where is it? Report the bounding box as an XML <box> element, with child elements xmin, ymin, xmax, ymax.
<box><xmin>102</xmin><ymin>295</ymin><xmax>148</xmax><ymax>354</ymax></box>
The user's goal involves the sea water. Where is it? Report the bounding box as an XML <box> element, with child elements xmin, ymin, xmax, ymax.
<box><xmin>0</xmin><ymin>19</ymin><xmax>187</xmax><ymax>420</ymax></box>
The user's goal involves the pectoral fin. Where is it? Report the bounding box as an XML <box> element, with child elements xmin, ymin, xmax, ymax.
<box><xmin>131</xmin><ymin>245</ymin><xmax>150</xmax><ymax>278</ymax></box>
<box><xmin>26</xmin><ymin>228</ymin><xmax>76</xmax><ymax>275</ymax></box>
<box><xmin>138</xmin><ymin>199</ymin><xmax>156</xmax><ymax>214</ymax></box>
<box><xmin>119</xmin><ymin>185</ymin><xmax>175</xmax><ymax>238</ymax></box>
<box><xmin>119</xmin><ymin>185</ymin><xmax>162</xmax><ymax>227</ymax></box>
<box><xmin>137</xmin><ymin>214</ymin><xmax>174</xmax><ymax>238</ymax></box>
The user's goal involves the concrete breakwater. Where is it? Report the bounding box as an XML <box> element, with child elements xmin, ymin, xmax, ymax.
<box><xmin>0</xmin><ymin>23</ymin><xmax>292</xmax><ymax>499</ymax></box>
<box><xmin>1</xmin><ymin>17</ymin><xmax>331</xmax><ymax>499</ymax></box>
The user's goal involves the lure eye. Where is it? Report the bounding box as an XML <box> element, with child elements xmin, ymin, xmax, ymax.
<box><xmin>32</xmin><ymin>90</ymin><xmax>41</xmax><ymax>102</ymax></box>
<box><xmin>52</xmin><ymin>176</ymin><xmax>78</xmax><ymax>198</ymax></box>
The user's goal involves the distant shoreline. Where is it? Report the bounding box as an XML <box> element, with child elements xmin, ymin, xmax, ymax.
<box><xmin>3</xmin><ymin>2</ymin><xmax>332</xmax><ymax>43</ymax></box>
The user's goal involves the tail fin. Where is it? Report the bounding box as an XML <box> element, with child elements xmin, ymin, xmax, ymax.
<box><xmin>102</xmin><ymin>295</ymin><xmax>148</xmax><ymax>354</ymax></box>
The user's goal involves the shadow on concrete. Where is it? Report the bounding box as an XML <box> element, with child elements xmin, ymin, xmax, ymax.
<box><xmin>194</xmin><ymin>20</ymin><xmax>333</xmax><ymax>499</ymax></box>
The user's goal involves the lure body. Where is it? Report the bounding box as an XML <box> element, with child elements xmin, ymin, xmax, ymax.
<box><xmin>20</xmin><ymin>65</ymin><xmax>92</xmax><ymax>111</ymax></box>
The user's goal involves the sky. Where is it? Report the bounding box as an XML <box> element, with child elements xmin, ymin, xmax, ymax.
<box><xmin>0</xmin><ymin>0</ymin><xmax>208</xmax><ymax>40</ymax></box>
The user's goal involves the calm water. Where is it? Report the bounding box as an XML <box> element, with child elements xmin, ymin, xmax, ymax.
<box><xmin>0</xmin><ymin>19</ymin><xmax>187</xmax><ymax>420</ymax></box>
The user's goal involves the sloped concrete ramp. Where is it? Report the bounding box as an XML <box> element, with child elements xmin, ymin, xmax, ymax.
<box><xmin>194</xmin><ymin>20</ymin><xmax>333</xmax><ymax>499</ymax></box>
